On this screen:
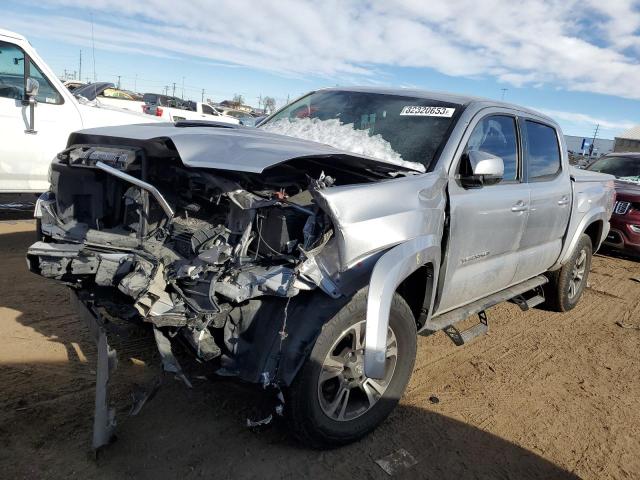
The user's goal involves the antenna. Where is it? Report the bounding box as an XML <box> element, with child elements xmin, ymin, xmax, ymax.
<box><xmin>90</xmin><ymin>14</ymin><xmax>97</xmax><ymax>82</ymax></box>
<box><xmin>90</xmin><ymin>13</ymin><xmax>97</xmax><ymax>102</ymax></box>
<box><xmin>500</xmin><ymin>88</ymin><xmax>508</xmax><ymax>101</ymax></box>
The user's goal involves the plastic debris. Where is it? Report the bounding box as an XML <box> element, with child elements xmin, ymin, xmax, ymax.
<box><xmin>375</xmin><ymin>448</ymin><xmax>418</xmax><ymax>476</ymax></box>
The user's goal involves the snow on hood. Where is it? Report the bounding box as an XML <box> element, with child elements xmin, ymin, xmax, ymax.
<box><xmin>260</xmin><ymin>118</ymin><xmax>426</xmax><ymax>173</ymax></box>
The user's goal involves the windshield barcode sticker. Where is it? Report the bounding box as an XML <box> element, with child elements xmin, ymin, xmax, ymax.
<box><xmin>400</xmin><ymin>106</ymin><xmax>455</xmax><ymax>117</ymax></box>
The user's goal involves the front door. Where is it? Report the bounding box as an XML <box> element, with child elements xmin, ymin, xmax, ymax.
<box><xmin>0</xmin><ymin>40</ymin><xmax>81</xmax><ymax>192</ymax></box>
<box><xmin>435</xmin><ymin>112</ymin><xmax>530</xmax><ymax>315</ymax></box>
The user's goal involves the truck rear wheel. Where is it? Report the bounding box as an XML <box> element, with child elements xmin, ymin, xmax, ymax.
<box><xmin>545</xmin><ymin>234</ymin><xmax>592</xmax><ymax>312</ymax></box>
<box><xmin>285</xmin><ymin>288</ymin><xmax>416</xmax><ymax>448</ymax></box>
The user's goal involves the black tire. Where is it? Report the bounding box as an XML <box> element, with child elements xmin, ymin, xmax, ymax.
<box><xmin>285</xmin><ymin>288</ymin><xmax>417</xmax><ymax>448</ymax></box>
<box><xmin>35</xmin><ymin>218</ymin><xmax>43</xmax><ymax>241</ymax></box>
<box><xmin>544</xmin><ymin>234</ymin><xmax>592</xmax><ymax>312</ymax></box>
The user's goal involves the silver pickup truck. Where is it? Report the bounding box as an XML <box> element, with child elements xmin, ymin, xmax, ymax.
<box><xmin>27</xmin><ymin>87</ymin><xmax>615</xmax><ymax>449</ymax></box>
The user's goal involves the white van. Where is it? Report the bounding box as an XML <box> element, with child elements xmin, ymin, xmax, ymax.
<box><xmin>0</xmin><ymin>28</ymin><xmax>157</xmax><ymax>194</ymax></box>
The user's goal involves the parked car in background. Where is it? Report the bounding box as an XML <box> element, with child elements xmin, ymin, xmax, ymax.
<box><xmin>62</xmin><ymin>80</ymin><xmax>85</xmax><ymax>92</ymax></box>
<box><xmin>0</xmin><ymin>28</ymin><xmax>158</xmax><ymax>194</ymax></box>
<box><xmin>28</xmin><ymin>87</ymin><xmax>614</xmax><ymax>449</ymax></box>
<box><xmin>143</xmin><ymin>93</ymin><xmax>239</xmax><ymax>124</ymax></box>
<box><xmin>72</xmin><ymin>82</ymin><xmax>145</xmax><ymax>113</ymax></box>
<box><xmin>587</xmin><ymin>152</ymin><xmax>640</xmax><ymax>254</ymax></box>
<box><xmin>213</xmin><ymin>106</ymin><xmax>260</xmax><ymax>126</ymax></box>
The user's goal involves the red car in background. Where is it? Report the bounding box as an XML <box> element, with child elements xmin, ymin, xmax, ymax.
<box><xmin>587</xmin><ymin>153</ymin><xmax>640</xmax><ymax>255</ymax></box>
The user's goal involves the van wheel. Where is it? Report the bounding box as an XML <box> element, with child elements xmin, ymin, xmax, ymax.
<box><xmin>285</xmin><ymin>289</ymin><xmax>417</xmax><ymax>448</ymax></box>
<box><xmin>544</xmin><ymin>234</ymin><xmax>592</xmax><ymax>312</ymax></box>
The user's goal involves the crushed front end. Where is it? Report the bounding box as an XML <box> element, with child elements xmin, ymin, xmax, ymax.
<box><xmin>26</xmin><ymin>136</ymin><xmax>401</xmax><ymax>447</ymax></box>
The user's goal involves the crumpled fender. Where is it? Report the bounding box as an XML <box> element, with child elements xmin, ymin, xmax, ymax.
<box><xmin>365</xmin><ymin>235</ymin><xmax>441</xmax><ymax>378</ymax></box>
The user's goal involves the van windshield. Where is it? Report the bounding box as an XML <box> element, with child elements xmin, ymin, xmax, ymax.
<box><xmin>260</xmin><ymin>90</ymin><xmax>462</xmax><ymax>172</ymax></box>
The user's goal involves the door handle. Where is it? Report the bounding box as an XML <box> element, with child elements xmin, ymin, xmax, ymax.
<box><xmin>511</xmin><ymin>201</ymin><xmax>528</xmax><ymax>213</ymax></box>
<box><xmin>557</xmin><ymin>196</ymin><xmax>570</xmax><ymax>206</ymax></box>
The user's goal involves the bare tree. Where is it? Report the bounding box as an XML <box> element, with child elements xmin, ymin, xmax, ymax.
<box><xmin>263</xmin><ymin>96</ymin><xmax>276</xmax><ymax>114</ymax></box>
<box><xmin>232</xmin><ymin>94</ymin><xmax>244</xmax><ymax>108</ymax></box>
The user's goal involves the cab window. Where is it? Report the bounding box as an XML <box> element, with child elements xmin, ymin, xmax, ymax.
<box><xmin>524</xmin><ymin>121</ymin><xmax>561</xmax><ymax>181</ymax></box>
<box><xmin>464</xmin><ymin>115</ymin><xmax>519</xmax><ymax>182</ymax></box>
<box><xmin>28</xmin><ymin>59</ymin><xmax>63</xmax><ymax>104</ymax></box>
<box><xmin>0</xmin><ymin>41</ymin><xmax>25</xmax><ymax>100</ymax></box>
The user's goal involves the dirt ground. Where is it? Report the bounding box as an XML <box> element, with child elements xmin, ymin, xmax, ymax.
<box><xmin>1</xmin><ymin>218</ymin><xmax>639</xmax><ymax>479</ymax></box>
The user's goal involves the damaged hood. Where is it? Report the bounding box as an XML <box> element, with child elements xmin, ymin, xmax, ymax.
<box><xmin>67</xmin><ymin>123</ymin><xmax>419</xmax><ymax>174</ymax></box>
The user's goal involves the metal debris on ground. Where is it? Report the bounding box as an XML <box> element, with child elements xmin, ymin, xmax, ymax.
<box><xmin>630</xmin><ymin>277</ymin><xmax>640</xmax><ymax>283</ymax></box>
<box><xmin>375</xmin><ymin>448</ymin><xmax>418</xmax><ymax>476</ymax></box>
<box><xmin>246</xmin><ymin>414</ymin><xmax>273</xmax><ymax>429</ymax></box>
<box><xmin>615</xmin><ymin>321</ymin><xmax>640</xmax><ymax>330</ymax></box>
<box><xmin>428</xmin><ymin>395</ymin><xmax>440</xmax><ymax>404</ymax></box>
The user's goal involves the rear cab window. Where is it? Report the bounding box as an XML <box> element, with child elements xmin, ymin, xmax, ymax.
<box><xmin>524</xmin><ymin>120</ymin><xmax>562</xmax><ymax>181</ymax></box>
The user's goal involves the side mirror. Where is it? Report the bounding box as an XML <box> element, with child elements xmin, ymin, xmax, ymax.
<box><xmin>459</xmin><ymin>150</ymin><xmax>504</xmax><ymax>188</ymax></box>
<box><xmin>24</xmin><ymin>77</ymin><xmax>40</xmax><ymax>134</ymax></box>
<box><xmin>26</xmin><ymin>77</ymin><xmax>40</xmax><ymax>98</ymax></box>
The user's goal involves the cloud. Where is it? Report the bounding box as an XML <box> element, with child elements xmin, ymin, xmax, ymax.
<box><xmin>536</xmin><ymin>107</ymin><xmax>636</xmax><ymax>134</ymax></box>
<box><xmin>9</xmin><ymin>0</ymin><xmax>640</xmax><ymax>99</ymax></box>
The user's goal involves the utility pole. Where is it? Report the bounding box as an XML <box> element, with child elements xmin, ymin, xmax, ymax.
<box><xmin>590</xmin><ymin>124</ymin><xmax>599</xmax><ymax>157</ymax></box>
<box><xmin>164</xmin><ymin>85</ymin><xmax>169</xmax><ymax>96</ymax></box>
<box><xmin>500</xmin><ymin>88</ymin><xmax>508</xmax><ymax>101</ymax></box>
<box><xmin>181</xmin><ymin>76</ymin><xmax>185</xmax><ymax>99</ymax></box>
<box><xmin>172</xmin><ymin>82</ymin><xmax>176</xmax><ymax>97</ymax></box>
<box><xmin>79</xmin><ymin>50</ymin><xmax>82</xmax><ymax>83</ymax></box>
<box><xmin>117</xmin><ymin>75</ymin><xmax>121</xmax><ymax>89</ymax></box>
<box><xmin>73</xmin><ymin>70</ymin><xmax>77</xmax><ymax>80</ymax></box>
<box><xmin>201</xmin><ymin>89</ymin><xmax>205</xmax><ymax>102</ymax></box>
<box><xmin>64</xmin><ymin>69</ymin><xmax>68</xmax><ymax>80</ymax></box>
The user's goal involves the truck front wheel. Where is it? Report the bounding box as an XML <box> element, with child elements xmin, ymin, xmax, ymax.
<box><xmin>285</xmin><ymin>289</ymin><xmax>417</xmax><ymax>448</ymax></box>
<box><xmin>545</xmin><ymin>234</ymin><xmax>592</xmax><ymax>312</ymax></box>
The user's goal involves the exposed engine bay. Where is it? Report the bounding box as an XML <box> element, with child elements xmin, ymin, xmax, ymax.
<box><xmin>27</xmin><ymin>139</ymin><xmax>405</xmax><ymax>381</ymax></box>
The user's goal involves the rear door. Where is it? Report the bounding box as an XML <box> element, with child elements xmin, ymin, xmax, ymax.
<box><xmin>512</xmin><ymin>119</ymin><xmax>571</xmax><ymax>283</ymax></box>
<box><xmin>435</xmin><ymin>111</ymin><xmax>530</xmax><ymax>314</ymax></box>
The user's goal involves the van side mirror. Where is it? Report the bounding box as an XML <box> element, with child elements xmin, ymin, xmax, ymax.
<box><xmin>459</xmin><ymin>150</ymin><xmax>504</xmax><ymax>188</ymax></box>
<box><xmin>26</xmin><ymin>77</ymin><xmax>40</xmax><ymax>98</ymax></box>
<box><xmin>24</xmin><ymin>77</ymin><xmax>40</xmax><ymax>134</ymax></box>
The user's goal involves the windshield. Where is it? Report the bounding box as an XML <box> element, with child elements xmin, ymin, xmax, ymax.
<box><xmin>588</xmin><ymin>155</ymin><xmax>640</xmax><ymax>183</ymax></box>
<box><xmin>259</xmin><ymin>90</ymin><xmax>462</xmax><ymax>172</ymax></box>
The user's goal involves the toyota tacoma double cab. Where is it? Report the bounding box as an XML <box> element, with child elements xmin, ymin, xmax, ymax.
<box><xmin>27</xmin><ymin>87</ymin><xmax>615</xmax><ymax>449</ymax></box>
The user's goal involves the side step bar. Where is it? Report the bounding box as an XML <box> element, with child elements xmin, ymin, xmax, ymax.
<box><xmin>423</xmin><ymin>275</ymin><xmax>548</xmax><ymax>334</ymax></box>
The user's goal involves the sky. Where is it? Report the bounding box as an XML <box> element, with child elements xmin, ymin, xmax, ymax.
<box><xmin>4</xmin><ymin>0</ymin><xmax>640</xmax><ymax>139</ymax></box>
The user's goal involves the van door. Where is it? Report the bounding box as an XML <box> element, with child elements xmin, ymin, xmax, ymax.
<box><xmin>435</xmin><ymin>112</ymin><xmax>530</xmax><ymax>315</ymax></box>
<box><xmin>0</xmin><ymin>40</ymin><xmax>82</xmax><ymax>192</ymax></box>
<box><xmin>512</xmin><ymin>119</ymin><xmax>572</xmax><ymax>283</ymax></box>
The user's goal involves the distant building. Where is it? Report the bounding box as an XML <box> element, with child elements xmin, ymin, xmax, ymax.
<box><xmin>564</xmin><ymin>135</ymin><xmax>613</xmax><ymax>156</ymax></box>
<box><xmin>614</xmin><ymin>126</ymin><xmax>640</xmax><ymax>152</ymax></box>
